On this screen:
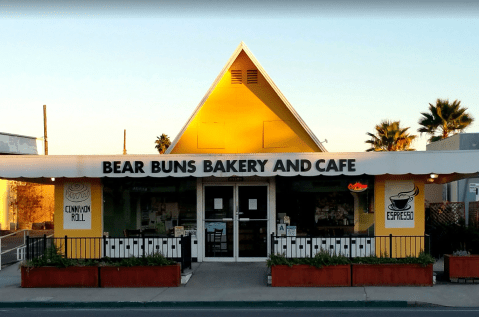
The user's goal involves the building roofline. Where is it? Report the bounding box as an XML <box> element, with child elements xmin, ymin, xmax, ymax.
<box><xmin>166</xmin><ymin>42</ymin><xmax>327</xmax><ymax>154</ymax></box>
<box><xmin>0</xmin><ymin>132</ymin><xmax>43</xmax><ymax>140</ymax></box>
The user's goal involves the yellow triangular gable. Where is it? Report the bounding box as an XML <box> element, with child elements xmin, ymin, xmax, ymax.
<box><xmin>167</xmin><ymin>42</ymin><xmax>327</xmax><ymax>154</ymax></box>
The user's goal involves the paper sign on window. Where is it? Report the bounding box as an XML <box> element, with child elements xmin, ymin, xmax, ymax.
<box><xmin>277</xmin><ymin>224</ymin><xmax>286</xmax><ymax>236</ymax></box>
<box><xmin>286</xmin><ymin>226</ymin><xmax>297</xmax><ymax>236</ymax></box>
<box><xmin>249</xmin><ymin>199</ymin><xmax>257</xmax><ymax>210</ymax></box>
<box><xmin>214</xmin><ymin>198</ymin><xmax>223</xmax><ymax>210</ymax></box>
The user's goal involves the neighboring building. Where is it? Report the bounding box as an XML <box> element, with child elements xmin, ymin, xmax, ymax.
<box><xmin>0</xmin><ymin>132</ymin><xmax>53</xmax><ymax>230</ymax></box>
<box><xmin>0</xmin><ymin>132</ymin><xmax>44</xmax><ymax>155</ymax></box>
<box><xmin>426</xmin><ymin>133</ymin><xmax>479</xmax><ymax>224</ymax></box>
<box><xmin>1</xmin><ymin>43</ymin><xmax>478</xmax><ymax>261</ymax></box>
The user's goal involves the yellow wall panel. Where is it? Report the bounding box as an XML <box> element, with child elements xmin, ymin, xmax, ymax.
<box><xmin>198</xmin><ymin>122</ymin><xmax>225</xmax><ymax>149</ymax></box>
<box><xmin>170</xmin><ymin>51</ymin><xmax>322</xmax><ymax>154</ymax></box>
<box><xmin>374</xmin><ymin>175</ymin><xmax>426</xmax><ymax>257</ymax></box>
<box><xmin>54</xmin><ymin>178</ymin><xmax>102</xmax><ymax>258</ymax></box>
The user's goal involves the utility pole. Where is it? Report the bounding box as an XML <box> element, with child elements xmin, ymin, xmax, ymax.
<box><xmin>123</xmin><ymin>129</ymin><xmax>127</xmax><ymax>155</ymax></box>
<box><xmin>43</xmin><ymin>105</ymin><xmax>48</xmax><ymax>155</ymax></box>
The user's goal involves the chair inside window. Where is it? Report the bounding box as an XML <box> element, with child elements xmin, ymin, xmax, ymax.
<box><xmin>212</xmin><ymin>228</ymin><xmax>225</xmax><ymax>256</ymax></box>
<box><xmin>142</xmin><ymin>228</ymin><xmax>157</xmax><ymax>236</ymax></box>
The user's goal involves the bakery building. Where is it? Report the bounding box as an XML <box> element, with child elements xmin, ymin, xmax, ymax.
<box><xmin>1</xmin><ymin>43</ymin><xmax>478</xmax><ymax>262</ymax></box>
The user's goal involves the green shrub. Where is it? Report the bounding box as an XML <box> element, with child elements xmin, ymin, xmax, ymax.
<box><xmin>267</xmin><ymin>250</ymin><xmax>435</xmax><ymax>268</ymax></box>
<box><xmin>99</xmin><ymin>252</ymin><xmax>176</xmax><ymax>267</ymax></box>
<box><xmin>351</xmin><ymin>251</ymin><xmax>435</xmax><ymax>267</ymax></box>
<box><xmin>22</xmin><ymin>244</ymin><xmax>83</xmax><ymax>268</ymax></box>
<box><xmin>22</xmin><ymin>245</ymin><xmax>175</xmax><ymax>268</ymax></box>
<box><xmin>267</xmin><ymin>250</ymin><xmax>350</xmax><ymax>268</ymax></box>
<box><xmin>427</xmin><ymin>220</ymin><xmax>479</xmax><ymax>257</ymax></box>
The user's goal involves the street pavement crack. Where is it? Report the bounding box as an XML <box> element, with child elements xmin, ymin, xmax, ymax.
<box><xmin>363</xmin><ymin>287</ymin><xmax>368</xmax><ymax>302</ymax></box>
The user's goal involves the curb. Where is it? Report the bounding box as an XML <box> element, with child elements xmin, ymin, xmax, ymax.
<box><xmin>0</xmin><ymin>301</ymin><xmax>409</xmax><ymax>308</ymax></box>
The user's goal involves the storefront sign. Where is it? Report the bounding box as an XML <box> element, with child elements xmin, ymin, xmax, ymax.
<box><xmin>63</xmin><ymin>183</ymin><xmax>91</xmax><ymax>230</ymax></box>
<box><xmin>385</xmin><ymin>181</ymin><xmax>419</xmax><ymax>228</ymax></box>
<box><xmin>3</xmin><ymin>151</ymin><xmax>479</xmax><ymax>179</ymax></box>
<box><xmin>101</xmin><ymin>158</ymin><xmax>357</xmax><ymax>177</ymax></box>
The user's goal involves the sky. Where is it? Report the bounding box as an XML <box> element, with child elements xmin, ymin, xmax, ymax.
<box><xmin>1</xmin><ymin>1</ymin><xmax>479</xmax><ymax>155</ymax></box>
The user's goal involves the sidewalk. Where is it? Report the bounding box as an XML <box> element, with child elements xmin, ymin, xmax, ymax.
<box><xmin>0</xmin><ymin>260</ymin><xmax>478</xmax><ymax>308</ymax></box>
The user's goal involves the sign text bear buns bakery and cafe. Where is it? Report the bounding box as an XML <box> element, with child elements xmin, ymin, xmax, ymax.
<box><xmin>1</xmin><ymin>42</ymin><xmax>479</xmax><ymax>262</ymax></box>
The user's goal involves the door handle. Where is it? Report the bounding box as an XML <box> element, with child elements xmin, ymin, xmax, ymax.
<box><xmin>239</xmin><ymin>218</ymin><xmax>250</xmax><ymax>221</ymax></box>
<box><xmin>223</xmin><ymin>218</ymin><xmax>233</xmax><ymax>221</ymax></box>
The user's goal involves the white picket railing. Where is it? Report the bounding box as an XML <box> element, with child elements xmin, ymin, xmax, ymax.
<box><xmin>0</xmin><ymin>230</ymin><xmax>28</xmax><ymax>270</ymax></box>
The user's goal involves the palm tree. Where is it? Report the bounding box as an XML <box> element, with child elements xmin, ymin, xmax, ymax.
<box><xmin>418</xmin><ymin>99</ymin><xmax>474</xmax><ymax>143</ymax></box>
<box><xmin>365</xmin><ymin>120</ymin><xmax>417</xmax><ymax>152</ymax></box>
<box><xmin>155</xmin><ymin>134</ymin><xmax>171</xmax><ymax>154</ymax></box>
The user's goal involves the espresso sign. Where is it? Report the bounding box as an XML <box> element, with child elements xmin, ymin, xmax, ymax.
<box><xmin>63</xmin><ymin>183</ymin><xmax>91</xmax><ymax>230</ymax></box>
<box><xmin>385</xmin><ymin>181</ymin><xmax>418</xmax><ymax>228</ymax></box>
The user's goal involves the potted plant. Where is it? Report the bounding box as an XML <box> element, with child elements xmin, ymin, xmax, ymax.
<box><xmin>445</xmin><ymin>250</ymin><xmax>479</xmax><ymax>280</ymax></box>
<box><xmin>99</xmin><ymin>252</ymin><xmax>181</xmax><ymax>287</ymax></box>
<box><xmin>21</xmin><ymin>245</ymin><xmax>99</xmax><ymax>288</ymax></box>
<box><xmin>267</xmin><ymin>251</ymin><xmax>351</xmax><ymax>287</ymax></box>
<box><xmin>351</xmin><ymin>252</ymin><xmax>435</xmax><ymax>286</ymax></box>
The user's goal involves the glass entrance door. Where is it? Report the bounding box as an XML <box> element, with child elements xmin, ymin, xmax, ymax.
<box><xmin>237</xmin><ymin>185</ymin><xmax>268</xmax><ymax>258</ymax></box>
<box><xmin>204</xmin><ymin>185</ymin><xmax>234</xmax><ymax>258</ymax></box>
<box><xmin>203</xmin><ymin>184</ymin><xmax>268</xmax><ymax>261</ymax></box>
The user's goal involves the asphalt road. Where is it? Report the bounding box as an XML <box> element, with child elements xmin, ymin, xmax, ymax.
<box><xmin>0</xmin><ymin>308</ymin><xmax>479</xmax><ymax>317</ymax></box>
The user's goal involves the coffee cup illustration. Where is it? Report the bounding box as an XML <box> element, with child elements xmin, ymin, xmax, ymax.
<box><xmin>388</xmin><ymin>186</ymin><xmax>419</xmax><ymax>211</ymax></box>
<box><xmin>390</xmin><ymin>195</ymin><xmax>413</xmax><ymax>210</ymax></box>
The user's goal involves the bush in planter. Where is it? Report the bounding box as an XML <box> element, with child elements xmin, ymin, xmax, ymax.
<box><xmin>445</xmin><ymin>251</ymin><xmax>479</xmax><ymax>279</ymax></box>
<box><xmin>99</xmin><ymin>252</ymin><xmax>180</xmax><ymax>287</ymax></box>
<box><xmin>351</xmin><ymin>251</ymin><xmax>435</xmax><ymax>267</ymax></box>
<box><xmin>99</xmin><ymin>252</ymin><xmax>176</xmax><ymax>267</ymax></box>
<box><xmin>268</xmin><ymin>251</ymin><xmax>435</xmax><ymax>287</ymax></box>
<box><xmin>267</xmin><ymin>250</ymin><xmax>351</xmax><ymax>268</ymax></box>
<box><xmin>267</xmin><ymin>251</ymin><xmax>352</xmax><ymax>287</ymax></box>
<box><xmin>21</xmin><ymin>245</ymin><xmax>100</xmax><ymax>288</ymax></box>
<box><xmin>21</xmin><ymin>246</ymin><xmax>180</xmax><ymax>288</ymax></box>
<box><xmin>351</xmin><ymin>251</ymin><xmax>435</xmax><ymax>286</ymax></box>
<box><xmin>22</xmin><ymin>244</ymin><xmax>99</xmax><ymax>268</ymax></box>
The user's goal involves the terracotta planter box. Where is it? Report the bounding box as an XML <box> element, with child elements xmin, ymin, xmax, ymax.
<box><xmin>445</xmin><ymin>254</ymin><xmax>479</xmax><ymax>279</ymax></box>
<box><xmin>352</xmin><ymin>264</ymin><xmax>433</xmax><ymax>286</ymax></box>
<box><xmin>100</xmin><ymin>264</ymin><xmax>181</xmax><ymax>287</ymax></box>
<box><xmin>271</xmin><ymin>264</ymin><xmax>351</xmax><ymax>287</ymax></box>
<box><xmin>21</xmin><ymin>266</ymin><xmax>99</xmax><ymax>288</ymax></box>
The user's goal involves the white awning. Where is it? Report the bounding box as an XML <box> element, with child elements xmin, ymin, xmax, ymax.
<box><xmin>1</xmin><ymin>151</ymin><xmax>478</xmax><ymax>182</ymax></box>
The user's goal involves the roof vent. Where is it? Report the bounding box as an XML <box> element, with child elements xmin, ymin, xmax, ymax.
<box><xmin>231</xmin><ymin>70</ymin><xmax>242</xmax><ymax>84</ymax></box>
<box><xmin>247</xmin><ymin>70</ymin><xmax>258</xmax><ymax>84</ymax></box>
